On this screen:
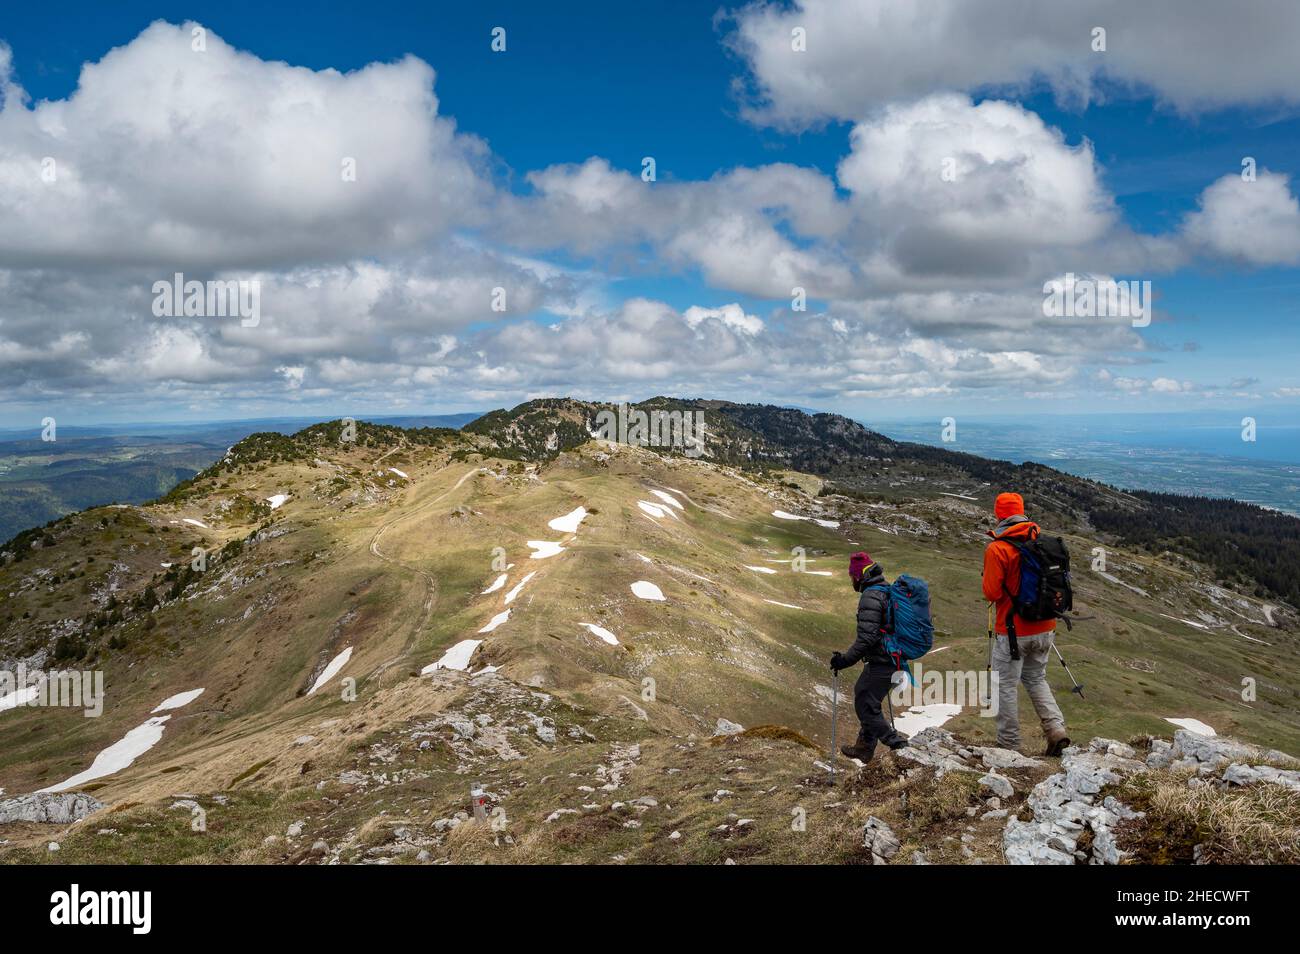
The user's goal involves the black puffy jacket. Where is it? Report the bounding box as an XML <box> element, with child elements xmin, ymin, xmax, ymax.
<box><xmin>840</xmin><ymin>564</ymin><xmax>892</xmax><ymax>666</ymax></box>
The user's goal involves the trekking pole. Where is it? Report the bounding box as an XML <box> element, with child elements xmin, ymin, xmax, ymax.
<box><xmin>1051</xmin><ymin>642</ymin><xmax>1085</xmax><ymax>698</ymax></box>
<box><xmin>982</xmin><ymin>603</ymin><xmax>994</xmax><ymax>707</ymax></box>
<box><xmin>829</xmin><ymin>669</ymin><xmax>839</xmax><ymax>782</ymax></box>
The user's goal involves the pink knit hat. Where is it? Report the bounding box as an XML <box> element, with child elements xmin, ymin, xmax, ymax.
<box><xmin>848</xmin><ymin>551</ymin><xmax>875</xmax><ymax>585</ymax></box>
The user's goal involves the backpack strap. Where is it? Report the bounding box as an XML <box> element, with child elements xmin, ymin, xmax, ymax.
<box><xmin>995</xmin><ymin>540</ymin><xmax>1024</xmax><ymax>659</ymax></box>
<box><xmin>871</xmin><ymin>584</ymin><xmax>914</xmax><ymax>680</ymax></box>
<box><xmin>868</xmin><ymin>582</ymin><xmax>894</xmax><ymax>634</ymax></box>
<box><xmin>994</xmin><ymin>533</ymin><xmax>1037</xmax><ymax>660</ymax></box>
<box><xmin>889</xmin><ymin>650</ymin><xmax>916</xmax><ymax>686</ymax></box>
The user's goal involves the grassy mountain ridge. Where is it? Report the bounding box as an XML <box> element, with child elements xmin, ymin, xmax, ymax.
<box><xmin>159</xmin><ymin>421</ymin><xmax>468</xmax><ymax>506</ymax></box>
<box><xmin>466</xmin><ymin>398</ymin><xmax>1300</xmax><ymax>607</ymax></box>
<box><xmin>1</xmin><ymin>399</ymin><xmax>1297</xmax><ymax>865</ymax></box>
<box><xmin>0</xmin><ymin>416</ymin><xmax>483</xmax><ymax>547</ymax></box>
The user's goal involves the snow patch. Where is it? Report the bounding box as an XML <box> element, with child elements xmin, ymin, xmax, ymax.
<box><xmin>479</xmin><ymin>610</ymin><xmax>511</xmax><ymax>633</ymax></box>
<box><xmin>151</xmin><ymin>688</ymin><xmax>205</xmax><ymax>713</ymax></box>
<box><xmin>631</xmin><ymin>581</ymin><xmax>665</xmax><ymax>601</ymax></box>
<box><xmin>182</xmin><ymin>518</ymin><xmax>208</xmax><ymax>529</ymax></box>
<box><xmin>1166</xmin><ymin>717</ymin><xmax>1216</xmax><ymax>736</ymax></box>
<box><xmin>389</xmin><ymin>468</ymin><xmax>409</xmax><ymax>480</ymax></box>
<box><xmin>579</xmin><ymin>623</ymin><xmax>619</xmax><ymax>646</ymax></box>
<box><xmin>763</xmin><ymin>599</ymin><xmax>803</xmax><ymax>609</ymax></box>
<box><xmin>1160</xmin><ymin>614</ymin><xmax>1208</xmax><ymax>630</ymax></box>
<box><xmin>649</xmin><ymin>490</ymin><xmax>684</xmax><ymax>510</ymax></box>
<box><xmin>527</xmin><ymin>540</ymin><xmax>565</xmax><ymax>559</ymax></box>
<box><xmin>307</xmin><ymin>647</ymin><xmax>352</xmax><ymax>696</ymax></box>
<box><xmin>547</xmin><ymin>506</ymin><xmax>588</xmax><ymax>533</ymax></box>
<box><xmin>893</xmin><ymin>704</ymin><xmax>962</xmax><ymax>737</ymax></box>
<box><xmin>743</xmin><ymin>565</ymin><xmax>777</xmax><ymax>574</ymax></box>
<box><xmin>0</xmin><ymin>684</ymin><xmax>40</xmax><ymax>714</ymax></box>
<box><xmin>266</xmin><ymin>494</ymin><xmax>290</xmax><ymax>510</ymax></box>
<box><xmin>771</xmin><ymin>509</ymin><xmax>838</xmax><ymax>527</ymax></box>
<box><xmin>637</xmin><ymin>500</ymin><xmax>675</xmax><ymax>519</ymax></box>
<box><xmin>482</xmin><ymin>573</ymin><xmax>507</xmax><ymax>595</ymax></box>
<box><xmin>39</xmin><ymin>716</ymin><xmax>172</xmax><ymax>793</ymax></box>
<box><xmin>422</xmin><ymin>639</ymin><xmax>482</xmax><ymax>674</ymax></box>
<box><xmin>1098</xmin><ymin>571</ymin><xmax>1149</xmax><ymax>597</ymax></box>
<box><xmin>504</xmin><ymin>571</ymin><xmax>537</xmax><ymax>605</ymax></box>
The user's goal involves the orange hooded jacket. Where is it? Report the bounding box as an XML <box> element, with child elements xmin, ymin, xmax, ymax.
<box><xmin>982</xmin><ymin>519</ymin><xmax>1056</xmax><ymax>637</ymax></box>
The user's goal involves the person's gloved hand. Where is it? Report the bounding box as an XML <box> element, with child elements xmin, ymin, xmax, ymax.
<box><xmin>830</xmin><ymin>652</ymin><xmax>848</xmax><ymax>671</ymax></box>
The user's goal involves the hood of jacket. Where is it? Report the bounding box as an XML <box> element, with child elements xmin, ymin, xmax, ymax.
<box><xmin>854</xmin><ymin>561</ymin><xmax>886</xmax><ymax>591</ymax></box>
<box><xmin>990</xmin><ymin>515</ymin><xmax>1036</xmax><ymax>540</ymax></box>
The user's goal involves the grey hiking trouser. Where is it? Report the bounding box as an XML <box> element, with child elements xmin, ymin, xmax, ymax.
<box><xmin>993</xmin><ymin>632</ymin><xmax>1065</xmax><ymax>749</ymax></box>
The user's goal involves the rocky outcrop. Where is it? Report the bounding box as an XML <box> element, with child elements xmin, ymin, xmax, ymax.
<box><xmin>1220</xmin><ymin>763</ymin><xmax>1300</xmax><ymax>791</ymax></box>
<box><xmin>896</xmin><ymin>727</ymin><xmax>978</xmax><ymax>775</ymax></box>
<box><xmin>893</xmin><ymin>727</ymin><xmax>1040</xmax><ymax>780</ymax></box>
<box><xmin>713</xmin><ymin>719</ymin><xmax>744</xmax><ymax>737</ymax></box>
<box><xmin>0</xmin><ymin>792</ymin><xmax>105</xmax><ymax>824</ymax></box>
<box><xmin>1003</xmin><ymin>731</ymin><xmax>1300</xmax><ymax>865</ymax></box>
<box><xmin>862</xmin><ymin>816</ymin><xmax>901</xmax><ymax>864</ymax></box>
<box><xmin>972</xmin><ymin>746</ymin><xmax>1044</xmax><ymax>771</ymax></box>
<box><xmin>1160</xmin><ymin>729</ymin><xmax>1299</xmax><ymax>777</ymax></box>
<box><xmin>979</xmin><ymin>772</ymin><xmax>1014</xmax><ymax>799</ymax></box>
<box><xmin>1003</xmin><ymin>739</ymin><xmax>1146</xmax><ymax>865</ymax></box>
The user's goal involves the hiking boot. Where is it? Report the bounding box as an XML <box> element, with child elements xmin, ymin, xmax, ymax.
<box><xmin>1044</xmin><ymin>727</ymin><xmax>1071</xmax><ymax>757</ymax></box>
<box><xmin>840</xmin><ymin>734</ymin><xmax>877</xmax><ymax>762</ymax></box>
<box><xmin>887</xmin><ymin>738</ymin><xmax>909</xmax><ymax>751</ymax></box>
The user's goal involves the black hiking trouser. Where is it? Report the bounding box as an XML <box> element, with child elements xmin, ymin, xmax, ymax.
<box><xmin>853</xmin><ymin>660</ymin><xmax>907</xmax><ymax>753</ymax></box>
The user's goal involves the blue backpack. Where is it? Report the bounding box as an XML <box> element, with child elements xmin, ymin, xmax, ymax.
<box><xmin>870</xmin><ymin>574</ymin><xmax>934</xmax><ymax>678</ymax></box>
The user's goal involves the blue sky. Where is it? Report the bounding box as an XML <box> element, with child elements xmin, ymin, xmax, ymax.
<box><xmin>1</xmin><ymin>0</ymin><xmax>1299</xmax><ymax>427</ymax></box>
<box><xmin>1</xmin><ymin>1</ymin><xmax>850</xmax><ymax>178</ymax></box>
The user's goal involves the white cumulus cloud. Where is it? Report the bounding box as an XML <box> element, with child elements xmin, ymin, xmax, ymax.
<box><xmin>0</xmin><ymin>21</ymin><xmax>491</xmax><ymax>269</ymax></box>
<box><xmin>726</xmin><ymin>0</ymin><xmax>1300</xmax><ymax>128</ymax></box>
<box><xmin>1182</xmin><ymin>171</ymin><xmax>1300</xmax><ymax>267</ymax></box>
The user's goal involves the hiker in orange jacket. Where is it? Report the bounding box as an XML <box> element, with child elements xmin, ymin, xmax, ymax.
<box><xmin>983</xmin><ymin>492</ymin><xmax>1070</xmax><ymax>756</ymax></box>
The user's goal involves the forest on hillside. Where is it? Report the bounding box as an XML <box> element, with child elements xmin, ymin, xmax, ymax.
<box><xmin>1092</xmin><ymin>491</ymin><xmax>1300</xmax><ymax>606</ymax></box>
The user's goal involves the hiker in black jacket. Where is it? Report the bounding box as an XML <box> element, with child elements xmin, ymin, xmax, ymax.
<box><xmin>830</xmin><ymin>552</ymin><xmax>909</xmax><ymax>762</ymax></box>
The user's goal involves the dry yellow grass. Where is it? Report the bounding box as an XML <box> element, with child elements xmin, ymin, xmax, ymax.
<box><xmin>1118</xmin><ymin>771</ymin><xmax>1300</xmax><ymax>863</ymax></box>
<box><xmin>441</xmin><ymin>818</ymin><xmax>551</xmax><ymax>864</ymax></box>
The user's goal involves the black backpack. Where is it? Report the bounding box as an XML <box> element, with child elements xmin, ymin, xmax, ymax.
<box><xmin>1000</xmin><ymin>530</ymin><xmax>1073</xmax><ymax>655</ymax></box>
